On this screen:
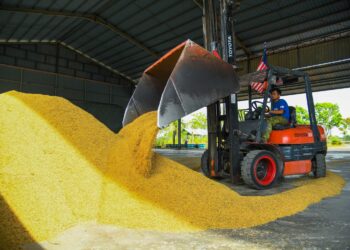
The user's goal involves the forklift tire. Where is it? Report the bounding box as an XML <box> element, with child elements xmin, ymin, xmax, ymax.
<box><xmin>313</xmin><ymin>154</ymin><xmax>326</xmax><ymax>178</ymax></box>
<box><xmin>241</xmin><ymin>150</ymin><xmax>280</xmax><ymax>189</ymax></box>
<box><xmin>201</xmin><ymin>149</ymin><xmax>220</xmax><ymax>178</ymax></box>
<box><xmin>201</xmin><ymin>150</ymin><xmax>210</xmax><ymax>177</ymax></box>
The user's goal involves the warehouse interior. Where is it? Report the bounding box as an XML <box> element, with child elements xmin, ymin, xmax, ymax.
<box><xmin>1</xmin><ymin>0</ymin><xmax>349</xmax><ymax>130</ymax></box>
<box><xmin>0</xmin><ymin>0</ymin><xmax>350</xmax><ymax>249</ymax></box>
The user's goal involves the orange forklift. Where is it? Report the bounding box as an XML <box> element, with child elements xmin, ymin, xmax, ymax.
<box><xmin>199</xmin><ymin>0</ymin><xmax>327</xmax><ymax>189</ymax></box>
<box><xmin>200</xmin><ymin>66</ymin><xmax>327</xmax><ymax>189</ymax></box>
<box><xmin>122</xmin><ymin>0</ymin><xmax>327</xmax><ymax>189</ymax></box>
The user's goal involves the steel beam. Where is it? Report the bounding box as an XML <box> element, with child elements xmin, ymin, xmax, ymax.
<box><xmin>236</xmin><ymin>32</ymin><xmax>350</xmax><ymax>63</ymax></box>
<box><xmin>193</xmin><ymin>0</ymin><xmax>203</xmax><ymax>8</ymax></box>
<box><xmin>59</xmin><ymin>41</ymin><xmax>135</xmax><ymax>82</ymax></box>
<box><xmin>244</xmin><ymin>14</ymin><xmax>350</xmax><ymax>46</ymax></box>
<box><xmin>0</xmin><ymin>5</ymin><xmax>158</xmax><ymax>57</ymax></box>
<box><xmin>235</xmin><ymin>35</ymin><xmax>251</xmax><ymax>56</ymax></box>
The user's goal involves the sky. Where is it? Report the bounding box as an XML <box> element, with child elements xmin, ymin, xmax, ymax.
<box><xmin>183</xmin><ymin>88</ymin><xmax>350</xmax><ymax>136</ymax></box>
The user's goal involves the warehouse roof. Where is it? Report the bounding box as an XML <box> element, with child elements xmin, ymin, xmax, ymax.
<box><xmin>0</xmin><ymin>0</ymin><xmax>349</xmax><ymax>83</ymax></box>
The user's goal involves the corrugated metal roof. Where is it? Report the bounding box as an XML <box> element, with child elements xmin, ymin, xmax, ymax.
<box><xmin>0</xmin><ymin>0</ymin><xmax>349</xmax><ymax>81</ymax></box>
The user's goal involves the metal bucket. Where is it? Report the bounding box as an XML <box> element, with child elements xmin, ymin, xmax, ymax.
<box><xmin>122</xmin><ymin>39</ymin><xmax>240</xmax><ymax>128</ymax></box>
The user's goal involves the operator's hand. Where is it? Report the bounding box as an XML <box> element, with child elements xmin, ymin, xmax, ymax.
<box><xmin>264</xmin><ymin>112</ymin><xmax>272</xmax><ymax>118</ymax></box>
<box><xmin>269</xmin><ymin>110</ymin><xmax>284</xmax><ymax>115</ymax></box>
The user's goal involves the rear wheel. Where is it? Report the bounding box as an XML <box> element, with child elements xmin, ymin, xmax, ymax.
<box><xmin>241</xmin><ymin>150</ymin><xmax>280</xmax><ymax>189</ymax></box>
<box><xmin>313</xmin><ymin>153</ymin><xmax>326</xmax><ymax>178</ymax></box>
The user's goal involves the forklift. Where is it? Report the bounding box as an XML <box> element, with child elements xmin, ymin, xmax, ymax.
<box><xmin>199</xmin><ymin>0</ymin><xmax>327</xmax><ymax>189</ymax></box>
<box><xmin>122</xmin><ymin>0</ymin><xmax>327</xmax><ymax>189</ymax></box>
<box><xmin>201</xmin><ymin>65</ymin><xmax>327</xmax><ymax>189</ymax></box>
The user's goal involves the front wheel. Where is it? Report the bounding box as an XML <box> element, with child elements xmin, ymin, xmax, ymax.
<box><xmin>201</xmin><ymin>149</ymin><xmax>221</xmax><ymax>178</ymax></box>
<box><xmin>241</xmin><ymin>150</ymin><xmax>281</xmax><ymax>189</ymax></box>
<box><xmin>201</xmin><ymin>150</ymin><xmax>210</xmax><ymax>177</ymax></box>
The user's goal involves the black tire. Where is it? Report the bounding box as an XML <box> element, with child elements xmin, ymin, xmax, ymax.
<box><xmin>201</xmin><ymin>149</ymin><xmax>221</xmax><ymax>178</ymax></box>
<box><xmin>201</xmin><ymin>150</ymin><xmax>210</xmax><ymax>177</ymax></box>
<box><xmin>241</xmin><ymin>150</ymin><xmax>281</xmax><ymax>189</ymax></box>
<box><xmin>313</xmin><ymin>153</ymin><xmax>326</xmax><ymax>178</ymax></box>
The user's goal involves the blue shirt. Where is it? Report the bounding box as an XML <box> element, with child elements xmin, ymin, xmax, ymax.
<box><xmin>271</xmin><ymin>99</ymin><xmax>290</xmax><ymax>121</ymax></box>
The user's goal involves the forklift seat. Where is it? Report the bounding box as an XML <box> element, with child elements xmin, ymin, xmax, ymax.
<box><xmin>272</xmin><ymin>106</ymin><xmax>297</xmax><ymax>130</ymax></box>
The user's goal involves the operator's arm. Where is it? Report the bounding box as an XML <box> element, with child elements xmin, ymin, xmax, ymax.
<box><xmin>269</xmin><ymin>109</ymin><xmax>284</xmax><ymax>115</ymax></box>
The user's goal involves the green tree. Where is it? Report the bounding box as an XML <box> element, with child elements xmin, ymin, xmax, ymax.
<box><xmin>295</xmin><ymin>105</ymin><xmax>309</xmax><ymax>125</ymax></box>
<box><xmin>344</xmin><ymin>134</ymin><xmax>350</xmax><ymax>142</ymax></box>
<box><xmin>155</xmin><ymin>122</ymin><xmax>174</xmax><ymax>147</ymax></box>
<box><xmin>339</xmin><ymin>117</ymin><xmax>350</xmax><ymax>137</ymax></box>
<box><xmin>169</xmin><ymin>120</ymin><xmax>188</xmax><ymax>145</ymax></box>
<box><xmin>184</xmin><ymin>112</ymin><xmax>207</xmax><ymax>145</ymax></box>
<box><xmin>156</xmin><ymin>119</ymin><xmax>188</xmax><ymax>147</ymax></box>
<box><xmin>315</xmin><ymin>103</ymin><xmax>342</xmax><ymax>136</ymax></box>
<box><xmin>187</xmin><ymin>112</ymin><xmax>207</xmax><ymax>130</ymax></box>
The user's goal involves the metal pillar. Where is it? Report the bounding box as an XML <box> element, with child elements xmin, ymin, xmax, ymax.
<box><xmin>177</xmin><ymin>119</ymin><xmax>182</xmax><ymax>149</ymax></box>
<box><xmin>203</xmin><ymin>0</ymin><xmax>220</xmax><ymax>176</ymax></box>
<box><xmin>202</xmin><ymin>0</ymin><xmax>240</xmax><ymax>181</ymax></box>
<box><xmin>220</xmin><ymin>0</ymin><xmax>241</xmax><ymax>183</ymax></box>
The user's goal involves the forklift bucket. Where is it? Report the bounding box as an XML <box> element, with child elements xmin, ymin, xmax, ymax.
<box><xmin>122</xmin><ymin>39</ymin><xmax>240</xmax><ymax>128</ymax></box>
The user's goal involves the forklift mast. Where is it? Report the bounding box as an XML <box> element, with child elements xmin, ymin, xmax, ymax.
<box><xmin>203</xmin><ymin>0</ymin><xmax>241</xmax><ymax>182</ymax></box>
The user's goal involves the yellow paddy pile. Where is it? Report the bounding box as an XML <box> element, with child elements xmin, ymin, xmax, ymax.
<box><xmin>0</xmin><ymin>91</ymin><xmax>345</xmax><ymax>249</ymax></box>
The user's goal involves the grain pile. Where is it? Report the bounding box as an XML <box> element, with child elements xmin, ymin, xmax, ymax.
<box><xmin>0</xmin><ymin>91</ymin><xmax>345</xmax><ymax>249</ymax></box>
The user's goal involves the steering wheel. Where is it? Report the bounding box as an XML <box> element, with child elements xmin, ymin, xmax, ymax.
<box><xmin>249</xmin><ymin>101</ymin><xmax>270</xmax><ymax>120</ymax></box>
<box><xmin>251</xmin><ymin>101</ymin><xmax>270</xmax><ymax>113</ymax></box>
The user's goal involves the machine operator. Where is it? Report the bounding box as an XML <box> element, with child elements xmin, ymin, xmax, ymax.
<box><xmin>262</xmin><ymin>87</ymin><xmax>290</xmax><ymax>142</ymax></box>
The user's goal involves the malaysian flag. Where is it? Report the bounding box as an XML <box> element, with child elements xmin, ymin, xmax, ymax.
<box><xmin>251</xmin><ymin>46</ymin><xmax>268</xmax><ymax>93</ymax></box>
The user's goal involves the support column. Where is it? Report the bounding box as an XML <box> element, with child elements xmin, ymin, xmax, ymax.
<box><xmin>177</xmin><ymin>119</ymin><xmax>181</xmax><ymax>149</ymax></box>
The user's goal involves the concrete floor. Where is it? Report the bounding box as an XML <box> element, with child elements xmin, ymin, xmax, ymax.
<box><xmin>155</xmin><ymin>148</ymin><xmax>350</xmax><ymax>249</ymax></box>
<box><xmin>26</xmin><ymin>149</ymin><xmax>350</xmax><ymax>250</ymax></box>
